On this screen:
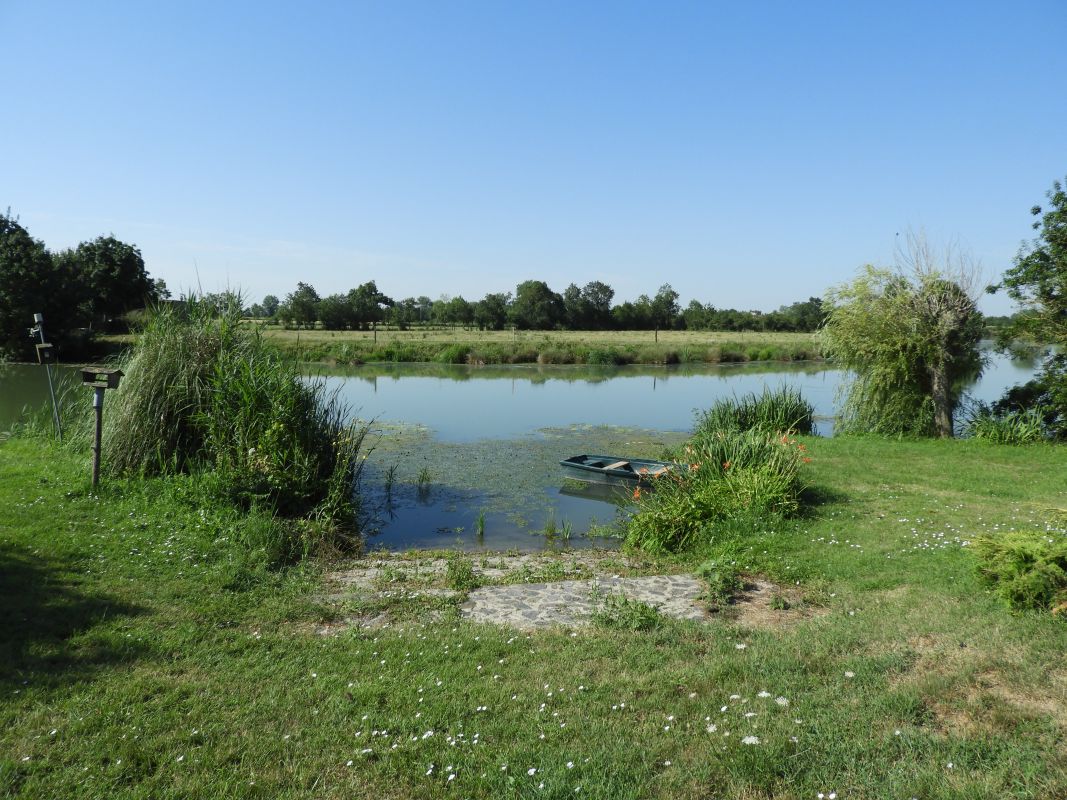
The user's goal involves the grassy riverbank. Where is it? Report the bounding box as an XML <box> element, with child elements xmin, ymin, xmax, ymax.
<box><xmin>258</xmin><ymin>328</ymin><xmax>822</xmax><ymax>366</ymax></box>
<box><xmin>2</xmin><ymin>434</ymin><xmax>1066</xmax><ymax>798</ymax></box>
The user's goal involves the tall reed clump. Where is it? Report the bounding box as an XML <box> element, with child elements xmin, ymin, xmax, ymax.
<box><xmin>101</xmin><ymin>299</ymin><xmax>367</xmax><ymax>555</ymax></box>
<box><xmin>964</xmin><ymin>405</ymin><xmax>1046</xmax><ymax>444</ymax></box>
<box><xmin>626</xmin><ymin>390</ymin><xmax>812</xmax><ymax>553</ymax></box>
<box><xmin>695</xmin><ymin>386</ymin><xmax>815</xmax><ymax>437</ymax></box>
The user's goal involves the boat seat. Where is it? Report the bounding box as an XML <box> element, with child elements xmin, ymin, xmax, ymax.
<box><xmin>604</xmin><ymin>460</ymin><xmax>630</xmax><ymax>470</ymax></box>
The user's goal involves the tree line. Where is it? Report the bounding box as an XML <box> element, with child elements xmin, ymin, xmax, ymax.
<box><xmin>261</xmin><ymin>280</ymin><xmax>827</xmax><ymax>333</ymax></box>
<box><xmin>0</xmin><ymin>213</ymin><xmax>164</xmax><ymax>359</ymax></box>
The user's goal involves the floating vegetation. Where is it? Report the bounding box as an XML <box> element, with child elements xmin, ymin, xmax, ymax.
<box><xmin>357</xmin><ymin>424</ymin><xmax>685</xmax><ymax>551</ymax></box>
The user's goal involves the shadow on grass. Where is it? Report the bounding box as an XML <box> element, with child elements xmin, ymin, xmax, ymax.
<box><xmin>0</xmin><ymin>543</ymin><xmax>146</xmax><ymax>689</ymax></box>
<box><xmin>798</xmin><ymin>484</ymin><xmax>850</xmax><ymax>516</ymax></box>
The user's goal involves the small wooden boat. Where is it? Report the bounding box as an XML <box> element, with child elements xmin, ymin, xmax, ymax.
<box><xmin>560</xmin><ymin>454</ymin><xmax>681</xmax><ymax>483</ymax></box>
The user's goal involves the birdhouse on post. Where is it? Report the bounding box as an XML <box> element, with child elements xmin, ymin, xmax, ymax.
<box><xmin>82</xmin><ymin>369</ymin><xmax>124</xmax><ymax>487</ymax></box>
<box><xmin>81</xmin><ymin>368</ymin><xmax>124</xmax><ymax>390</ymax></box>
<box><xmin>35</xmin><ymin>343</ymin><xmax>56</xmax><ymax>364</ymax></box>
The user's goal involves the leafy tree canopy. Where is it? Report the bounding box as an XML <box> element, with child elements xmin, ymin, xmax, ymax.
<box><xmin>0</xmin><ymin>214</ymin><xmax>66</xmax><ymax>358</ymax></box>
<box><xmin>988</xmin><ymin>176</ymin><xmax>1067</xmax><ymax>437</ymax></box>
<box><xmin>822</xmin><ymin>237</ymin><xmax>984</xmax><ymax>438</ymax></box>
<box><xmin>991</xmin><ymin>176</ymin><xmax>1067</xmax><ymax>346</ymax></box>
<box><xmin>55</xmin><ymin>235</ymin><xmax>154</xmax><ymax>324</ymax></box>
<box><xmin>510</xmin><ymin>280</ymin><xmax>564</xmax><ymax>330</ymax></box>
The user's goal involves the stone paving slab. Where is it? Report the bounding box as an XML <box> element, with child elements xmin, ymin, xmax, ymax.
<box><xmin>459</xmin><ymin>574</ymin><xmax>708</xmax><ymax>629</ymax></box>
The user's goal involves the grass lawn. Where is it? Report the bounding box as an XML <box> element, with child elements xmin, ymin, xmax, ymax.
<box><xmin>1</xmin><ymin>434</ymin><xmax>1066</xmax><ymax>798</ymax></box>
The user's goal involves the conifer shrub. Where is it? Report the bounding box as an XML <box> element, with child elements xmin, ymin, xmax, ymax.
<box><xmin>974</xmin><ymin>529</ymin><xmax>1067</xmax><ymax>613</ymax></box>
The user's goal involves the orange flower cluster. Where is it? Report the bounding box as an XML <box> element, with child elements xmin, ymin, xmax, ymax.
<box><xmin>778</xmin><ymin>433</ymin><xmax>813</xmax><ymax>464</ymax></box>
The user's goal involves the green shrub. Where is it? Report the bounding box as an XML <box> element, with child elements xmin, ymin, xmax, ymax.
<box><xmin>536</xmin><ymin>347</ymin><xmax>576</xmax><ymax>364</ymax></box>
<box><xmin>626</xmin><ymin>429</ymin><xmax>807</xmax><ymax>552</ymax></box>
<box><xmin>697</xmin><ymin>560</ymin><xmax>742</xmax><ymax>611</ymax></box>
<box><xmin>100</xmin><ymin>299</ymin><xmax>367</xmax><ymax>545</ymax></box>
<box><xmin>591</xmin><ymin>592</ymin><xmax>664</xmax><ymax>631</ymax></box>
<box><xmin>974</xmin><ymin>530</ymin><xmax>1067</xmax><ymax>613</ymax></box>
<box><xmin>627</xmin><ymin>390</ymin><xmax>813</xmax><ymax>552</ymax></box>
<box><xmin>445</xmin><ymin>553</ymin><xmax>480</xmax><ymax>592</ymax></box>
<box><xmin>584</xmin><ymin>347</ymin><xmax>629</xmax><ymax>366</ymax></box>
<box><xmin>436</xmin><ymin>343</ymin><xmax>472</xmax><ymax>364</ymax></box>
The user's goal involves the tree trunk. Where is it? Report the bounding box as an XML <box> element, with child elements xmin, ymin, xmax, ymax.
<box><xmin>929</xmin><ymin>363</ymin><xmax>954</xmax><ymax>438</ymax></box>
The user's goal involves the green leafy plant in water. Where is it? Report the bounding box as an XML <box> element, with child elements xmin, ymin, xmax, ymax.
<box><xmin>475</xmin><ymin>509</ymin><xmax>486</xmax><ymax>538</ymax></box>
<box><xmin>542</xmin><ymin>514</ymin><xmax>558</xmax><ymax>540</ymax></box>
<box><xmin>384</xmin><ymin>462</ymin><xmax>400</xmax><ymax>493</ymax></box>
<box><xmin>416</xmin><ymin>466</ymin><xmax>432</xmax><ymax>488</ymax></box>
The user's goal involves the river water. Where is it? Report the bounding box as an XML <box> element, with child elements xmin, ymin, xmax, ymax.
<box><xmin>0</xmin><ymin>350</ymin><xmax>1040</xmax><ymax>551</ymax></box>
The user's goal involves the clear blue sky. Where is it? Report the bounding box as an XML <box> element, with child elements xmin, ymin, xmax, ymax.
<box><xmin>3</xmin><ymin>0</ymin><xmax>1065</xmax><ymax>314</ymax></box>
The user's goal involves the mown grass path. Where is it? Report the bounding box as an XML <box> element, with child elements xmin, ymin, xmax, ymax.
<box><xmin>1</xmin><ymin>436</ymin><xmax>1066</xmax><ymax>798</ymax></box>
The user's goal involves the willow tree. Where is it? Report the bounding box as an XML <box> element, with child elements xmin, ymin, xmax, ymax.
<box><xmin>821</xmin><ymin>238</ymin><xmax>984</xmax><ymax>437</ymax></box>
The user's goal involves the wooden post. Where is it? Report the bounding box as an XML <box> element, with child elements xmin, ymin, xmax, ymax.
<box><xmin>91</xmin><ymin>387</ymin><xmax>104</xmax><ymax>487</ymax></box>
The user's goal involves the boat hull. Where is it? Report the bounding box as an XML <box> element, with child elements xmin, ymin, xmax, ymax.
<box><xmin>559</xmin><ymin>454</ymin><xmax>681</xmax><ymax>484</ymax></box>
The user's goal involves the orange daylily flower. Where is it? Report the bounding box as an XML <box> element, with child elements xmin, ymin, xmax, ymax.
<box><xmin>632</xmin><ymin>486</ymin><xmax>641</xmax><ymax>501</ymax></box>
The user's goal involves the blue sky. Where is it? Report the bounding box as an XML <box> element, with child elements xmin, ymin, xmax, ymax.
<box><xmin>2</xmin><ymin>1</ymin><xmax>1064</xmax><ymax>313</ymax></box>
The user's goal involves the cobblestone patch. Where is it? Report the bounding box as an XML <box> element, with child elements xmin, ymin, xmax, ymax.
<box><xmin>459</xmin><ymin>574</ymin><xmax>708</xmax><ymax>629</ymax></box>
<box><xmin>320</xmin><ymin>551</ymin><xmax>806</xmax><ymax>633</ymax></box>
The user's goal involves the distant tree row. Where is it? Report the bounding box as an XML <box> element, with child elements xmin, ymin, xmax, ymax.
<box><xmin>260</xmin><ymin>279</ymin><xmax>826</xmax><ymax>333</ymax></box>
<box><xmin>0</xmin><ymin>213</ymin><xmax>163</xmax><ymax>359</ymax></box>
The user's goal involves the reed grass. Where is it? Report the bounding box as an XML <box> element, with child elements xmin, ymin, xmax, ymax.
<box><xmin>694</xmin><ymin>386</ymin><xmax>815</xmax><ymax>437</ymax></box>
<box><xmin>964</xmin><ymin>406</ymin><xmax>1047</xmax><ymax>444</ymax></box>
<box><xmin>97</xmin><ymin>298</ymin><xmax>367</xmax><ymax>552</ymax></box>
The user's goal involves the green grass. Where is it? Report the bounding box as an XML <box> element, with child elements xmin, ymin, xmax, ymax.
<box><xmin>2</xmin><ymin>434</ymin><xmax>1067</xmax><ymax>798</ymax></box>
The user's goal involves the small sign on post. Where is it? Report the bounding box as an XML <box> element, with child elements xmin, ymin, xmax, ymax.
<box><xmin>29</xmin><ymin>313</ymin><xmax>62</xmax><ymax>441</ymax></box>
<box><xmin>81</xmin><ymin>368</ymin><xmax>124</xmax><ymax>487</ymax></box>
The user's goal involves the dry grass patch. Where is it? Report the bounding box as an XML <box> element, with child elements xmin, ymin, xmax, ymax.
<box><xmin>726</xmin><ymin>578</ymin><xmax>824</xmax><ymax>629</ymax></box>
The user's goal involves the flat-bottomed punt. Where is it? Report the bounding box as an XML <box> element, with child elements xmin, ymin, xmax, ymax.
<box><xmin>560</xmin><ymin>454</ymin><xmax>682</xmax><ymax>484</ymax></box>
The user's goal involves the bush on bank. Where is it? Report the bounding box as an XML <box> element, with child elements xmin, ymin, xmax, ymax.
<box><xmin>99</xmin><ymin>299</ymin><xmax>367</xmax><ymax>555</ymax></box>
<box><xmin>626</xmin><ymin>390</ymin><xmax>812</xmax><ymax>553</ymax></box>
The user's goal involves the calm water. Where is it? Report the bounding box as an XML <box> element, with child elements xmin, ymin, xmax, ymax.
<box><xmin>0</xmin><ymin>351</ymin><xmax>1041</xmax><ymax>551</ymax></box>
<box><xmin>314</xmin><ymin>350</ymin><xmax>1038</xmax><ymax>442</ymax></box>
